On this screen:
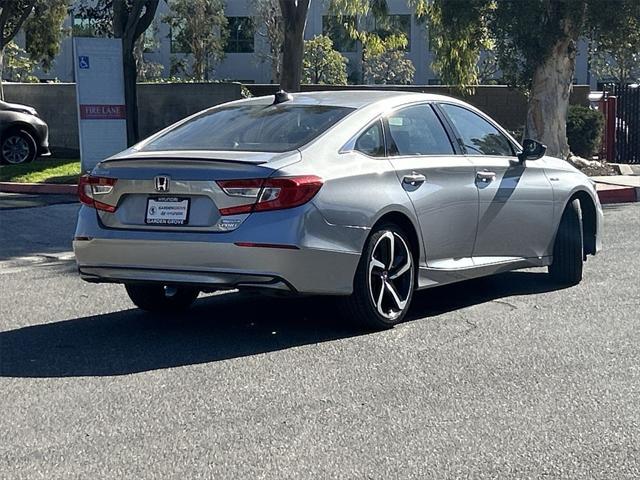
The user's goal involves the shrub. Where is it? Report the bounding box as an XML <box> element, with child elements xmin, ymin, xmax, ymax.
<box><xmin>566</xmin><ymin>105</ymin><xmax>604</xmax><ymax>158</ymax></box>
<box><xmin>302</xmin><ymin>35</ymin><xmax>348</xmax><ymax>85</ymax></box>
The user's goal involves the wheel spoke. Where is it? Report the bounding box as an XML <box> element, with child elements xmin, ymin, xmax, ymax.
<box><xmin>385</xmin><ymin>280</ymin><xmax>406</xmax><ymax>310</ymax></box>
<box><xmin>370</xmin><ymin>257</ymin><xmax>385</xmax><ymax>271</ymax></box>
<box><xmin>387</xmin><ymin>233</ymin><xmax>395</xmax><ymax>269</ymax></box>
<box><xmin>389</xmin><ymin>257</ymin><xmax>411</xmax><ymax>280</ymax></box>
<box><xmin>376</xmin><ymin>282</ymin><xmax>385</xmax><ymax>314</ymax></box>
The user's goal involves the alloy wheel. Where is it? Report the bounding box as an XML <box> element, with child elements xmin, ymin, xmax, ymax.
<box><xmin>368</xmin><ymin>231</ymin><xmax>414</xmax><ymax>320</ymax></box>
<box><xmin>2</xmin><ymin>135</ymin><xmax>31</xmax><ymax>164</ymax></box>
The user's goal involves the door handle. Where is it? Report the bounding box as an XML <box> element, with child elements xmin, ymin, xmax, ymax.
<box><xmin>402</xmin><ymin>172</ymin><xmax>426</xmax><ymax>186</ymax></box>
<box><xmin>476</xmin><ymin>171</ymin><xmax>496</xmax><ymax>183</ymax></box>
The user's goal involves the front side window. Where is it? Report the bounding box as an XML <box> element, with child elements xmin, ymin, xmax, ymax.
<box><xmin>386</xmin><ymin>104</ymin><xmax>454</xmax><ymax>156</ymax></box>
<box><xmin>355</xmin><ymin>121</ymin><xmax>385</xmax><ymax>157</ymax></box>
<box><xmin>440</xmin><ymin>103</ymin><xmax>514</xmax><ymax>156</ymax></box>
<box><xmin>141</xmin><ymin>104</ymin><xmax>354</xmax><ymax>153</ymax></box>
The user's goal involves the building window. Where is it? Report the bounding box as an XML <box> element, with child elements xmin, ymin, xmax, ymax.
<box><xmin>143</xmin><ymin>25</ymin><xmax>158</xmax><ymax>53</ymax></box>
<box><xmin>323</xmin><ymin>16</ymin><xmax>357</xmax><ymax>53</ymax></box>
<box><xmin>225</xmin><ymin>17</ymin><xmax>254</xmax><ymax>53</ymax></box>
<box><xmin>170</xmin><ymin>24</ymin><xmax>190</xmax><ymax>54</ymax></box>
<box><xmin>72</xmin><ymin>16</ymin><xmax>98</xmax><ymax>37</ymax></box>
<box><xmin>373</xmin><ymin>14</ymin><xmax>411</xmax><ymax>50</ymax></box>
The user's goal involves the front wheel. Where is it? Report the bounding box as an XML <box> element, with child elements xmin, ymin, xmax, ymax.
<box><xmin>1</xmin><ymin>129</ymin><xmax>37</xmax><ymax>164</ymax></box>
<box><xmin>125</xmin><ymin>284</ymin><xmax>199</xmax><ymax>313</ymax></box>
<box><xmin>549</xmin><ymin>199</ymin><xmax>584</xmax><ymax>286</ymax></box>
<box><xmin>342</xmin><ymin>224</ymin><xmax>416</xmax><ymax>330</ymax></box>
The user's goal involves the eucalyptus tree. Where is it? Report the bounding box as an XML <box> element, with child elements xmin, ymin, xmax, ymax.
<box><xmin>426</xmin><ymin>0</ymin><xmax>640</xmax><ymax>158</ymax></box>
<box><xmin>0</xmin><ymin>0</ymin><xmax>68</xmax><ymax>99</ymax></box>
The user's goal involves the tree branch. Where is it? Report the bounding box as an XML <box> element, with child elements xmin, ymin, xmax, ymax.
<box><xmin>133</xmin><ymin>0</ymin><xmax>159</xmax><ymax>40</ymax></box>
<box><xmin>0</xmin><ymin>0</ymin><xmax>36</xmax><ymax>48</ymax></box>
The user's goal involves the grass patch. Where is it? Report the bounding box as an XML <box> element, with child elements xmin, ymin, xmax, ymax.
<box><xmin>0</xmin><ymin>158</ymin><xmax>80</xmax><ymax>184</ymax></box>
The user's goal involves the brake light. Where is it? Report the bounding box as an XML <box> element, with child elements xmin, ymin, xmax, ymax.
<box><xmin>217</xmin><ymin>175</ymin><xmax>323</xmax><ymax>215</ymax></box>
<box><xmin>77</xmin><ymin>174</ymin><xmax>118</xmax><ymax>212</ymax></box>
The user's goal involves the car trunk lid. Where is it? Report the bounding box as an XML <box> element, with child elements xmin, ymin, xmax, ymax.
<box><xmin>89</xmin><ymin>151</ymin><xmax>300</xmax><ymax>232</ymax></box>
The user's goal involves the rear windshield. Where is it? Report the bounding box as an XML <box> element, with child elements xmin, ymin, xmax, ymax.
<box><xmin>141</xmin><ymin>104</ymin><xmax>354</xmax><ymax>153</ymax></box>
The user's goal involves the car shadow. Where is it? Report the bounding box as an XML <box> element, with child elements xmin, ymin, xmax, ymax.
<box><xmin>0</xmin><ymin>271</ymin><xmax>564</xmax><ymax>378</ymax></box>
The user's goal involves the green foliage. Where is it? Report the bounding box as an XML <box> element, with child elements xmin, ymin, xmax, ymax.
<box><xmin>588</xmin><ymin>0</ymin><xmax>640</xmax><ymax>83</ymax></box>
<box><xmin>23</xmin><ymin>0</ymin><xmax>68</xmax><ymax>71</ymax></box>
<box><xmin>426</xmin><ymin>0</ymin><xmax>640</xmax><ymax>92</ymax></box>
<box><xmin>328</xmin><ymin>0</ymin><xmax>421</xmax><ymax>84</ymax></box>
<box><xmin>425</xmin><ymin>0</ymin><xmax>494</xmax><ymax>93</ymax></box>
<box><xmin>72</xmin><ymin>0</ymin><xmax>114</xmax><ymax>37</ymax></box>
<box><xmin>566</xmin><ymin>106</ymin><xmax>604</xmax><ymax>158</ymax></box>
<box><xmin>1</xmin><ymin>41</ymin><xmax>38</xmax><ymax>82</ymax></box>
<box><xmin>302</xmin><ymin>35</ymin><xmax>348</xmax><ymax>85</ymax></box>
<box><xmin>163</xmin><ymin>0</ymin><xmax>228</xmax><ymax>81</ymax></box>
<box><xmin>363</xmin><ymin>37</ymin><xmax>414</xmax><ymax>84</ymax></box>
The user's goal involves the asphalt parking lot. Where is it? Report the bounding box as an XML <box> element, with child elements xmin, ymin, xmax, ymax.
<box><xmin>1</xmin><ymin>198</ymin><xmax>639</xmax><ymax>479</ymax></box>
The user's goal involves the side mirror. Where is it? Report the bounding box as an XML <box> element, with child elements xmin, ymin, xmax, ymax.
<box><xmin>517</xmin><ymin>139</ymin><xmax>546</xmax><ymax>163</ymax></box>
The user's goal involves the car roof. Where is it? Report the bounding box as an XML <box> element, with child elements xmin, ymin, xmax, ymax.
<box><xmin>243</xmin><ymin>90</ymin><xmax>458</xmax><ymax>109</ymax></box>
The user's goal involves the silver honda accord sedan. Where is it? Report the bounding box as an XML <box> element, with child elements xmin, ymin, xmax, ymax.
<box><xmin>74</xmin><ymin>90</ymin><xmax>603</xmax><ymax>329</ymax></box>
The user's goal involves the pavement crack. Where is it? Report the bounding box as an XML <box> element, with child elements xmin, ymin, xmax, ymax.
<box><xmin>491</xmin><ymin>299</ymin><xmax>518</xmax><ymax>310</ymax></box>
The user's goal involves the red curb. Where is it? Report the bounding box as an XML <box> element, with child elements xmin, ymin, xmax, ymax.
<box><xmin>595</xmin><ymin>183</ymin><xmax>638</xmax><ymax>204</ymax></box>
<box><xmin>0</xmin><ymin>182</ymin><xmax>78</xmax><ymax>195</ymax></box>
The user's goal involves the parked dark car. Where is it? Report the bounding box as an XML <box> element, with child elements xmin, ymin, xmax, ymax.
<box><xmin>0</xmin><ymin>100</ymin><xmax>50</xmax><ymax>164</ymax></box>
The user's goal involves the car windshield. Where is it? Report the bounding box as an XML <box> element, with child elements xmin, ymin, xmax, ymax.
<box><xmin>141</xmin><ymin>104</ymin><xmax>354</xmax><ymax>153</ymax></box>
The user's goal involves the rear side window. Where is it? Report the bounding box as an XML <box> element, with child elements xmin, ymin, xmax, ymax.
<box><xmin>355</xmin><ymin>121</ymin><xmax>385</xmax><ymax>157</ymax></box>
<box><xmin>386</xmin><ymin>104</ymin><xmax>454</xmax><ymax>156</ymax></box>
<box><xmin>141</xmin><ymin>104</ymin><xmax>354</xmax><ymax>153</ymax></box>
<box><xmin>440</xmin><ymin>103</ymin><xmax>514</xmax><ymax>156</ymax></box>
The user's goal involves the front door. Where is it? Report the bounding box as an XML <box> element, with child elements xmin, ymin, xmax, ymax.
<box><xmin>385</xmin><ymin>103</ymin><xmax>479</xmax><ymax>269</ymax></box>
<box><xmin>438</xmin><ymin>103</ymin><xmax>555</xmax><ymax>261</ymax></box>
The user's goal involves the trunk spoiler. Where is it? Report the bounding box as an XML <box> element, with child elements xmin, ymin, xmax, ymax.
<box><xmin>101</xmin><ymin>149</ymin><xmax>297</xmax><ymax>165</ymax></box>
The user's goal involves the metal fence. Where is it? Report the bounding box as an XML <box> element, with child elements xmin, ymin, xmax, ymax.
<box><xmin>612</xmin><ymin>84</ymin><xmax>640</xmax><ymax>164</ymax></box>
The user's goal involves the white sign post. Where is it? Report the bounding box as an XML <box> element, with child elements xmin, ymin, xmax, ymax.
<box><xmin>73</xmin><ymin>37</ymin><xmax>128</xmax><ymax>172</ymax></box>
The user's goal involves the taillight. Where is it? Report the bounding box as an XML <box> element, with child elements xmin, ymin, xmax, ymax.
<box><xmin>78</xmin><ymin>174</ymin><xmax>118</xmax><ymax>212</ymax></box>
<box><xmin>217</xmin><ymin>175</ymin><xmax>323</xmax><ymax>215</ymax></box>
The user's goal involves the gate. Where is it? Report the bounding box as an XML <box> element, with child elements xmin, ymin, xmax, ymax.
<box><xmin>611</xmin><ymin>84</ymin><xmax>640</xmax><ymax>164</ymax></box>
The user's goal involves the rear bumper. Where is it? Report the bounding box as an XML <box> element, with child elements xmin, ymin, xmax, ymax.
<box><xmin>79</xmin><ymin>265</ymin><xmax>295</xmax><ymax>292</ymax></box>
<box><xmin>74</xmin><ymin>237</ymin><xmax>359</xmax><ymax>295</ymax></box>
<box><xmin>73</xmin><ymin>204</ymin><xmax>366</xmax><ymax>295</ymax></box>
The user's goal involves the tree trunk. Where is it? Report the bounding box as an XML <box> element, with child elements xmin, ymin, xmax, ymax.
<box><xmin>525</xmin><ymin>35</ymin><xmax>578</xmax><ymax>159</ymax></box>
<box><xmin>122</xmin><ymin>40</ymin><xmax>139</xmax><ymax>146</ymax></box>
<box><xmin>279</xmin><ymin>0</ymin><xmax>309</xmax><ymax>92</ymax></box>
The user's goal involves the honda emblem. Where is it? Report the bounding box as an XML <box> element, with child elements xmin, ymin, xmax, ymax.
<box><xmin>154</xmin><ymin>175</ymin><xmax>170</xmax><ymax>192</ymax></box>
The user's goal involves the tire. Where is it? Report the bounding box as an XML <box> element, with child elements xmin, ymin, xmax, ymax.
<box><xmin>1</xmin><ymin>129</ymin><xmax>37</xmax><ymax>165</ymax></box>
<box><xmin>549</xmin><ymin>199</ymin><xmax>584</xmax><ymax>286</ymax></box>
<box><xmin>125</xmin><ymin>283</ymin><xmax>199</xmax><ymax>313</ymax></box>
<box><xmin>341</xmin><ymin>223</ymin><xmax>416</xmax><ymax>330</ymax></box>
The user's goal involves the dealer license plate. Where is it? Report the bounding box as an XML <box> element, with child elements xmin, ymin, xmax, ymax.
<box><xmin>145</xmin><ymin>197</ymin><xmax>190</xmax><ymax>225</ymax></box>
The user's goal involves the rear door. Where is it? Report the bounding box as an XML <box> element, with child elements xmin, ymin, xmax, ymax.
<box><xmin>385</xmin><ymin>103</ymin><xmax>479</xmax><ymax>269</ymax></box>
<box><xmin>438</xmin><ymin>103</ymin><xmax>554</xmax><ymax>260</ymax></box>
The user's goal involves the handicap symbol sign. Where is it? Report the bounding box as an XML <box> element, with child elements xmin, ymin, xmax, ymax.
<box><xmin>78</xmin><ymin>56</ymin><xmax>90</xmax><ymax>69</ymax></box>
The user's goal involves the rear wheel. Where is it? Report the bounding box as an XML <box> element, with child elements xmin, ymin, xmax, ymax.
<box><xmin>342</xmin><ymin>224</ymin><xmax>415</xmax><ymax>330</ymax></box>
<box><xmin>549</xmin><ymin>199</ymin><xmax>584</xmax><ymax>286</ymax></box>
<box><xmin>1</xmin><ymin>129</ymin><xmax>37</xmax><ymax>164</ymax></box>
<box><xmin>125</xmin><ymin>284</ymin><xmax>199</xmax><ymax>313</ymax></box>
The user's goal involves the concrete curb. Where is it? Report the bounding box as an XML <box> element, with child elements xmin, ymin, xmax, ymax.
<box><xmin>595</xmin><ymin>184</ymin><xmax>639</xmax><ymax>204</ymax></box>
<box><xmin>0</xmin><ymin>182</ymin><xmax>77</xmax><ymax>195</ymax></box>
